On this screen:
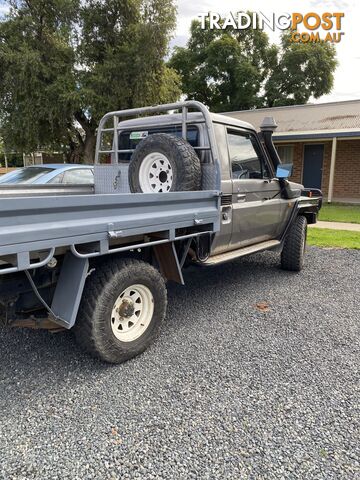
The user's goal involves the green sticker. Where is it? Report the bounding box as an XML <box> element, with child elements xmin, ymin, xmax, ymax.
<box><xmin>130</xmin><ymin>131</ymin><xmax>148</xmax><ymax>140</ymax></box>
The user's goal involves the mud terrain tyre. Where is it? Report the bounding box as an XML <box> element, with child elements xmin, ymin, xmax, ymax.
<box><xmin>281</xmin><ymin>215</ymin><xmax>307</xmax><ymax>272</ymax></box>
<box><xmin>74</xmin><ymin>258</ymin><xmax>167</xmax><ymax>363</ymax></box>
<box><xmin>129</xmin><ymin>133</ymin><xmax>201</xmax><ymax>193</ymax></box>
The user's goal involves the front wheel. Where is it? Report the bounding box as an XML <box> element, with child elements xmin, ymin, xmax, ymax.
<box><xmin>281</xmin><ymin>215</ymin><xmax>307</xmax><ymax>272</ymax></box>
<box><xmin>74</xmin><ymin>258</ymin><xmax>167</xmax><ymax>363</ymax></box>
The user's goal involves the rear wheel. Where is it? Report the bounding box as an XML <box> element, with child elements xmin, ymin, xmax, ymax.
<box><xmin>281</xmin><ymin>215</ymin><xmax>307</xmax><ymax>272</ymax></box>
<box><xmin>74</xmin><ymin>258</ymin><xmax>167</xmax><ymax>363</ymax></box>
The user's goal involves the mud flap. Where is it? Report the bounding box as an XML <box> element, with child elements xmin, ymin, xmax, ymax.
<box><xmin>153</xmin><ymin>241</ymin><xmax>184</xmax><ymax>285</ymax></box>
<box><xmin>51</xmin><ymin>252</ymin><xmax>89</xmax><ymax>328</ymax></box>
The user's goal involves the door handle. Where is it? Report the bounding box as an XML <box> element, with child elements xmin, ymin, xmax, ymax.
<box><xmin>236</xmin><ymin>193</ymin><xmax>246</xmax><ymax>202</ymax></box>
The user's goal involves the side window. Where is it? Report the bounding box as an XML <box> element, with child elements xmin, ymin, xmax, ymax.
<box><xmin>48</xmin><ymin>172</ymin><xmax>64</xmax><ymax>184</ymax></box>
<box><xmin>227</xmin><ymin>130</ymin><xmax>269</xmax><ymax>180</ymax></box>
<box><xmin>62</xmin><ymin>169</ymin><xmax>94</xmax><ymax>184</ymax></box>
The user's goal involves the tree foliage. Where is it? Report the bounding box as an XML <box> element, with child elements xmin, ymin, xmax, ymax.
<box><xmin>169</xmin><ymin>17</ymin><xmax>337</xmax><ymax>112</ymax></box>
<box><xmin>0</xmin><ymin>0</ymin><xmax>78</xmax><ymax>153</ymax></box>
<box><xmin>264</xmin><ymin>32</ymin><xmax>338</xmax><ymax>107</ymax></box>
<box><xmin>0</xmin><ymin>0</ymin><xmax>180</xmax><ymax>162</ymax></box>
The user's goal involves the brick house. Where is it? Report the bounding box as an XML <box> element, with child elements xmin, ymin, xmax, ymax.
<box><xmin>226</xmin><ymin>100</ymin><xmax>360</xmax><ymax>203</ymax></box>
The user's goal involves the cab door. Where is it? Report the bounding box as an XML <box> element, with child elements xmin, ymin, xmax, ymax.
<box><xmin>227</xmin><ymin>128</ymin><xmax>284</xmax><ymax>248</ymax></box>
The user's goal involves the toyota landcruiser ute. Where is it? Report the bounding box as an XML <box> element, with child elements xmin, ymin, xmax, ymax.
<box><xmin>0</xmin><ymin>101</ymin><xmax>322</xmax><ymax>363</ymax></box>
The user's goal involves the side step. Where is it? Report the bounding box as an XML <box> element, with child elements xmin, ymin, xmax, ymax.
<box><xmin>202</xmin><ymin>240</ymin><xmax>281</xmax><ymax>266</ymax></box>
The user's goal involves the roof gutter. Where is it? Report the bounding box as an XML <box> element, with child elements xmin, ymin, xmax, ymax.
<box><xmin>273</xmin><ymin>130</ymin><xmax>360</xmax><ymax>142</ymax></box>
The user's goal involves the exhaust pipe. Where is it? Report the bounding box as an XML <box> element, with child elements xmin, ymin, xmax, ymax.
<box><xmin>260</xmin><ymin>117</ymin><xmax>281</xmax><ymax>169</ymax></box>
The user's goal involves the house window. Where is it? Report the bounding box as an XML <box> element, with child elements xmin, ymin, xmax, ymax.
<box><xmin>276</xmin><ymin>145</ymin><xmax>294</xmax><ymax>164</ymax></box>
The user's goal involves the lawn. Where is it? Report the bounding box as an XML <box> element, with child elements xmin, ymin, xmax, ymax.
<box><xmin>319</xmin><ymin>203</ymin><xmax>360</xmax><ymax>224</ymax></box>
<box><xmin>307</xmin><ymin>228</ymin><xmax>360</xmax><ymax>249</ymax></box>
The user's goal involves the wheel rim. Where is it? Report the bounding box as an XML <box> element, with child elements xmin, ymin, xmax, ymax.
<box><xmin>111</xmin><ymin>284</ymin><xmax>154</xmax><ymax>342</ymax></box>
<box><xmin>138</xmin><ymin>152</ymin><xmax>173</xmax><ymax>193</ymax></box>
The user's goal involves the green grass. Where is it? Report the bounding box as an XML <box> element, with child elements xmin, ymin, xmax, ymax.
<box><xmin>319</xmin><ymin>203</ymin><xmax>360</xmax><ymax>224</ymax></box>
<box><xmin>307</xmin><ymin>228</ymin><xmax>360</xmax><ymax>249</ymax></box>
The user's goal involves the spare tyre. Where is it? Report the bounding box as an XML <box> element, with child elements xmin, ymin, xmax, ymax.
<box><xmin>128</xmin><ymin>133</ymin><xmax>201</xmax><ymax>193</ymax></box>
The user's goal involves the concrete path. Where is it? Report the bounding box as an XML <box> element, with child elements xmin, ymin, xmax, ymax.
<box><xmin>309</xmin><ymin>221</ymin><xmax>360</xmax><ymax>232</ymax></box>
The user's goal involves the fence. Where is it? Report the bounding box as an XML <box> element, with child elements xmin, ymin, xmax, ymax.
<box><xmin>0</xmin><ymin>167</ymin><xmax>17</xmax><ymax>175</ymax></box>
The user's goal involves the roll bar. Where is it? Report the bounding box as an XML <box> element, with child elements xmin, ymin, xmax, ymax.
<box><xmin>95</xmin><ymin>101</ymin><xmax>221</xmax><ymax>188</ymax></box>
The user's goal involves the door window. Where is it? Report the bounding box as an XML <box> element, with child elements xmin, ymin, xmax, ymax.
<box><xmin>49</xmin><ymin>172</ymin><xmax>64</xmax><ymax>184</ymax></box>
<box><xmin>227</xmin><ymin>130</ymin><xmax>270</xmax><ymax>180</ymax></box>
<box><xmin>62</xmin><ymin>169</ymin><xmax>94</xmax><ymax>184</ymax></box>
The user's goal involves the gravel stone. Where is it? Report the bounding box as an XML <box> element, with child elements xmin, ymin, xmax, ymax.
<box><xmin>0</xmin><ymin>247</ymin><xmax>359</xmax><ymax>479</ymax></box>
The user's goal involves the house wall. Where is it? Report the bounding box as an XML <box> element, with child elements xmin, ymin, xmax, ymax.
<box><xmin>275</xmin><ymin>139</ymin><xmax>360</xmax><ymax>200</ymax></box>
<box><xmin>333</xmin><ymin>140</ymin><xmax>360</xmax><ymax>199</ymax></box>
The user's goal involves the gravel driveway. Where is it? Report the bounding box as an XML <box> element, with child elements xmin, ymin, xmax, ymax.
<box><xmin>0</xmin><ymin>247</ymin><xmax>359</xmax><ymax>479</ymax></box>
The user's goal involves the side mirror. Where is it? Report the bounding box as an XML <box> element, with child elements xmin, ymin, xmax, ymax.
<box><xmin>276</xmin><ymin>163</ymin><xmax>293</xmax><ymax>179</ymax></box>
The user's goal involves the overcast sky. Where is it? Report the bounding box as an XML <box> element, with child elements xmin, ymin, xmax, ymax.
<box><xmin>174</xmin><ymin>0</ymin><xmax>360</xmax><ymax>103</ymax></box>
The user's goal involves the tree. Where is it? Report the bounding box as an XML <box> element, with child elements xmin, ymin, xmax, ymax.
<box><xmin>169</xmin><ymin>17</ymin><xmax>337</xmax><ymax>112</ymax></box>
<box><xmin>264</xmin><ymin>32</ymin><xmax>338</xmax><ymax>107</ymax></box>
<box><xmin>74</xmin><ymin>0</ymin><xmax>180</xmax><ymax>162</ymax></box>
<box><xmin>0</xmin><ymin>0</ymin><xmax>180</xmax><ymax>163</ymax></box>
<box><xmin>0</xmin><ymin>136</ymin><xmax>4</xmax><ymax>166</ymax></box>
<box><xmin>0</xmin><ymin>0</ymin><xmax>78</xmax><ymax>155</ymax></box>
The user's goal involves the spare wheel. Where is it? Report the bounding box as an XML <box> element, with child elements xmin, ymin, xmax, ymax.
<box><xmin>128</xmin><ymin>133</ymin><xmax>201</xmax><ymax>193</ymax></box>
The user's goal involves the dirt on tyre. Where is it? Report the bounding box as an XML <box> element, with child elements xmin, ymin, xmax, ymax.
<box><xmin>128</xmin><ymin>133</ymin><xmax>201</xmax><ymax>193</ymax></box>
<box><xmin>281</xmin><ymin>215</ymin><xmax>307</xmax><ymax>272</ymax></box>
<box><xmin>74</xmin><ymin>258</ymin><xmax>167</xmax><ymax>364</ymax></box>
